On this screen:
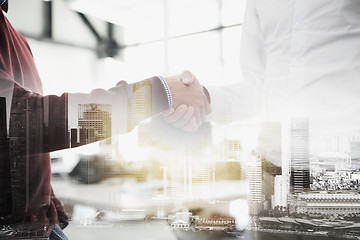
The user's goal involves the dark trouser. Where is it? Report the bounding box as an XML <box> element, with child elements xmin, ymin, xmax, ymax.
<box><xmin>48</xmin><ymin>224</ymin><xmax>68</xmax><ymax>240</ymax></box>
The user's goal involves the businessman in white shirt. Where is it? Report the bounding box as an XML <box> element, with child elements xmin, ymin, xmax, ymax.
<box><xmin>164</xmin><ymin>0</ymin><xmax>360</xmax><ymax>134</ymax></box>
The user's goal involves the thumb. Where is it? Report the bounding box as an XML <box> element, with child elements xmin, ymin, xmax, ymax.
<box><xmin>181</xmin><ymin>70</ymin><xmax>194</xmax><ymax>86</ymax></box>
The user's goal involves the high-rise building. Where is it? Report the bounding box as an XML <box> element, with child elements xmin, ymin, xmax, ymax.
<box><xmin>290</xmin><ymin>118</ymin><xmax>310</xmax><ymax>193</ymax></box>
<box><xmin>190</xmin><ymin>131</ymin><xmax>214</xmax><ymax>200</ymax></box>
<box><xmin>0</xmin><ymin>97</ymin><xmax>12</xmax><ymax>216</ymax></box>
<box><xmin>257</xmin><ymin>122</ymin><xmax>282</xmax><ymax>207</ymax></box>
<box><xmin>127</xmin><ymin>81</ymin><xmax>152</xmax><ymax>132</ymax></box>
<box><xmin>78</xmin><ymin>103</ymin><xmax>112</xmax><ymax>141</ymax></box>
<box><xmin>352</xmin><ymin>132</ymin><xmax>360</xmax><ymax>142</ymax></box>
<box><xmin>170</xmin><ymin>153</ymin><xmax>188</xmax><ymax>199</ymax></box>
<box><xmin>326</xmin><ymin>135</ymin><xmax>349</xmax><ymax>153</ymax></box>
<box><xmin>273</xmin><ymin>175</ymin><xmax>288</xmax><ymax>208</ymax></box>
<box><xmin>70</xmin><ymin>127</ymin><xmax>96</xmax><ymax>148</ymax></box>
<box><xmin>137</xmin><ymin>122</ymin><xmax>153</xmax><ymax>148</ymax></box>
<box><xmin>350</xmin><ymin>141</ymin><xmax>360</xmax><ymax>169</ymax></box>
<box><xmin>170</xmin><ymin>123</ymin><xmax>214</xmax><ymax>200</ymax></box>
<box><xmin>43</xmin><ymin>93</ymin><xmax>69</xmax><ymax>150</ymax></box>
<box><xmin>258</xmin><ymin>122</ymin><xmax>282</xmax><ymax>168</ymax></box>
<box><xmin>5</xmin><ymin>89</ymin><xmax>69</xmax><ymax>221</ymax></box>
<box><xmin>127</xmin><ymin>81</ymin><xmax>153</xmax><ymax>151</ymax></box>
<box><xmin>214</xmin><ymin>140</ymin><xmax>242</xmax><ymax>181</ymax></box>
<box><xmin>350</xmin><ymin>132</ymin><xmax>360</xmax><ymax>169</ymax></box>
<box><xmin>317</xmin><ymin>135</ymin><xmax>350</xmax><ymax>153</ymax></box>
<box><xmin>9</xmin><ymin>91</ymin><xmax>45</xmax><ymax>217</ymax></box>
<box><xmin>216</xmin><ymin>140</ymin><xmax>243</xmax><ymax>162</ymax></box>
<box><xmin>246</xmin><ymin>153</ymin><xmax>264</xmax><ymax>214</ymax></box>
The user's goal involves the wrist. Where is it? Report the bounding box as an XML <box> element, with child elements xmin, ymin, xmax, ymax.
<box><xmin>163</xmin><ymin>75</ymin><xmax>187</xmax><ymax>107</ymax></box>
<box><xmin>157</xmin><ymin>75</ymin><xmax>173</xmax><ymax>108</ymax></box>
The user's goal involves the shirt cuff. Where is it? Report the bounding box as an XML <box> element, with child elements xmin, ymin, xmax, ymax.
<box><xmin>149</xmin><ymin>76</ymin><xmax>171</xmax><ymax>114</ymax></box>
<box><xmin>156</xmin><ymin>75</ymin><xmax>172</xmax><ymax>108</ymax></box>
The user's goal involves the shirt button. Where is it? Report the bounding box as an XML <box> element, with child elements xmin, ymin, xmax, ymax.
<box><xmin>295</xmin><ymin>23</ymin><xmax>304</xmax><ymax>31</ymax></box>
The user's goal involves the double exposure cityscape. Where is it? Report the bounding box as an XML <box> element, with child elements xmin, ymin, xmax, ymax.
<box><xmin>1</xmin><ymin>77</ymin><xmax>359</xmax><ymax>240</ymax></box>
<box><xmin>48</xmin><ymin>92</ymin><xmax>360</xmax><ymax>239</ymax></box>
<box><xmin>1</xmin><ymin>1</ymin><xmax>360</xmax><ymax>240</ymax></box>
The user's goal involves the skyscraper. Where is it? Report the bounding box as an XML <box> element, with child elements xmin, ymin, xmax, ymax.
<box><xmin>258</xmin><ymin>122</ymin><xmax>282</xmax><ymax>168</ymax></box>
<box><xmin>43</xmin><ymin>93</ymin><xmax>69</xmax><ymax>150</ymax></box>
<box><xmin>127</xmin><ymin>81</ymin><xmax>153</xmax><ymax>151</ymax></box>
<box><xmin>0</xmin><ymin>97</ymin><xmax>12</xmax><ymax>216</ymax></box>
<box><xmin>78</xmin><ymin>103</ymin><xmax>112</xmax><ymax>141</ymax></box>
<box><xmin>70</xmin><ymin>127</ymin><xmax>96</xmax><ymax>148</ymax></box>
<box><xmin>9</xmin><ymin>92</ymin><xmax>45</xmax><ymax>217</ymax></box>
<box><xmin>273</xmin><ymin>175</ymin><xmax>288</xmax><ymax>208</ymax></box>
<box><xmin>246</xmin><ymin>152</ymin><xmax>264</xmax><ymax>214</ymax></box>
<box><xmin>170</xmin><ymin>123</ymin><xmax>214</xmax><ymax>200</ymax></box>
<box><xmin>170</xmin><ymin>153</ymin><xmax>188</xmax><ymax>199</ymax></box>
<box><xmin>290</xmin><ymin>118</ymin><xmax>310</xmax><ymax>193</ymax></box>
<box><xmin>215</xmin><ymin>140</ymin><xmax>242</xmax><ymax>181</ymax></box>
<box><xmin>350</xmin><ymin>141</ymin><xmax>360</xmax><ymax>169</ymax></box>
<box><xmin>127</xmin><ymin>81</ymin><xmax>152</xmax><ymax>132</ymax></box>
<box><xmin>189</xmin><ymin>128</ymin><xmax>214</xmax><ymax>200</ymax></box>
<box><xmin>257</xmin><ymin>122</ymin><xmax>282</xmax><ymax>207</ymax></box>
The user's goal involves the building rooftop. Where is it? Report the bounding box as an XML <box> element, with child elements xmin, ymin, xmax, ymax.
<box><xmin>335</xmin><ymin>223</ymin><xmax>360</xmax><ymax>230</ymax></box>
<box><xmin>295</xmin><ymin>219</ymin><xmax>318</xmax><ymax>227</ymax></box>
<box><xmin>278</xmin><ymin>217</ymin><xmax>300</xmax><ymax>225</ymax></box>
<box><xmin>258</xmin><ymin>217</ymin><xmax>282</xmax><ymax>224</ymax></box>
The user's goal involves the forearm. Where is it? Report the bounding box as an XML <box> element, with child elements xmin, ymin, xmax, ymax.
<box><xmin>207</xmin><ymin>80</ymin><xmax>263</xmax><ymax>124</ymax></box>
<box><xmin>3</xmin><ymin>76</ymin><xmax>169</xmax><ymax>153</ymax></box>
<box><xmin>125</xmin><ymin>76</ymin><xmax>169</xmax><ymax>132</ymax></box>
<box><xmin>68</xmin><ymin>76</ymin><xmax>169</xmax><ymax>138</ymax></box>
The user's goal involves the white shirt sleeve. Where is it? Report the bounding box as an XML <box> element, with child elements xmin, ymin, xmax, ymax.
<box><xmin>208</xmin><ymin>0</ymin><xmax>265</xmax><ymax>124</ymax></box>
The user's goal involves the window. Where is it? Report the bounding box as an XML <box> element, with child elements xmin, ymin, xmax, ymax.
<box><xmin>117</xmin><ymin>0</ymin><xmax>246</xmax><ymax>86</ymax></box>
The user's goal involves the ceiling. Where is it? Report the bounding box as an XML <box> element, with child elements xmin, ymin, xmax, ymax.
<box><xmin>65</xmin><ymin>0</ymin><xmax>163</xmax><ymax>25</ymax></box>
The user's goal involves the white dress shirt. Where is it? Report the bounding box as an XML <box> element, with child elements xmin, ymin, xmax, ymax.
<box><xmin>210</xmin><ymin>0</ymin><xmax>360</xmax><ymax>133</ymax></box>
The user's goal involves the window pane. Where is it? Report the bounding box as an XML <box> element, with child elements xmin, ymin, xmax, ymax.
<box><xmin>168</xmin><ymin>0</ymin><xmax>219</xmax><ymax>37</ymax></box>
<box><xmin>168</xmin><ymin>32</ymin><xmax>222</xmax><ymax>85</ymax></box>
<box><xmin>121</xmin><ymin>1</ymin><xmax>164</xmax><ymax>45</ymax></box>
<box><xmin>121</xmin><ymin>42</ymin><xmax>165</xmax><ymax>82</ymax></box>
<box><xmin>67</xmin><ymin>0</ymin><xmax>164</xmax><ymax>45</ymax></box>
<box><xmin>221</xmin><ymin>0</ymin><xmax>247</xmax><ymax>26</ymax></box>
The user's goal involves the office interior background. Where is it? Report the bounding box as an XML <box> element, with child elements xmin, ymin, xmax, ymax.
<box><xmin>6</xmin><ymin>1</ymin><xmax>360</xmax><ymax>240</ymax></box>
<box><xmin>6</xmin><ymin>0</ymin><xmax>245</xmax><ymax>96</ymax></box>
<box><xmin>4</xmin><ymin>1</ymin><xmax>249</xmax><ymax>239</ymax></box>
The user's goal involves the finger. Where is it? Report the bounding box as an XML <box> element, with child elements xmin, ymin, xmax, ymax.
<box><xmin>181</xmin><ymin>70</ymin><xmax>194</xmax><ymax>86</ymax></box>
<box><xmin>183</xmin><ymin>117</ymin><xmax>198</xmax><ymax>132</ymax></box>
<box><xmin>173</xmin><ymin>106</ymin><xmax>195</xmax><ymax>128</ymax></box>
<box><xmin>164</xmin><ymin>104</ymin><xmax>188</xmax><ymax>123</ymax></box>
<box><xmin>194</xmin><ymin>109</ymin><xmax>201</xmax><ymax>127</ymax></box>
<box><xmin>161</xmin><ymin>107</ymin><xmax>174</xmax><ymax>116</ymax></box>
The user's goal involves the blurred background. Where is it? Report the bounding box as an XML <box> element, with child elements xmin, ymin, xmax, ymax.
<box><xmin>5</xmin><ymin>1</ymin><xmax>250</xmax><ymax>239</ymax></box>
<box><xmin>6</xmin><ymin>0</ymin><xmax>245</xmax><ymax>95</ymax></box>
<box><xmin>6</xmin><ymin>2</ymin><xmax>360</xmax><ymax>240</ymax></box>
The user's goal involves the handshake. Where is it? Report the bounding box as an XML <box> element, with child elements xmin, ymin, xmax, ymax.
<box><xmin>161</xmin><ymin>70</ymin><xmax>211</xmax><ymax>132</ymax></box>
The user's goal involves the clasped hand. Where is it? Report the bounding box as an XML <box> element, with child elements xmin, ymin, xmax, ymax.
<box><xmin>161</xmin><ymin>70</ymin><xmax>211</xmax><ymax>132</ymax></box>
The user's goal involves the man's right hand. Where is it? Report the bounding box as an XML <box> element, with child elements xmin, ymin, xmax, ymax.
<box><xmin>161</xmin><ymin>70</ymin><xmax>211</xmax><ymax>132</ymax></box>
